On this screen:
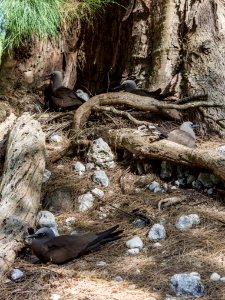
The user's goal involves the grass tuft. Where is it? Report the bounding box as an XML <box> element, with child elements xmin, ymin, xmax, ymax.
<box><xmin>0</xmin><ymin>0</ymin><xmax>118</xmax><ymax>55</ymax></box>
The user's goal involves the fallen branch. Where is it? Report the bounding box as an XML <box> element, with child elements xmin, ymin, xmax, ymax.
<box><xmin>0</xmin><ymin>113</ymin><xmax>45</xmax><ymax>275</ymax></box>
<box><xmin>102</xmin><ymin>128</ymin><xmax>225</xmax><ymax>183</ymax></box>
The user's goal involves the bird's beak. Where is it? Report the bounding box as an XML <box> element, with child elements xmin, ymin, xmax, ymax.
<box><xmin>111</xmin><ymin>84</ymin><xmax>124</xmax><ymax>92</ymax></box>
<box><xmin>191</xmin><ymin>124</ymin><xmax>199</xmax><ymax>129</ymax></box>
<box><xmin>26</xmin><ymin>233</ymin><xmax>39</xmax><ymax>239</ymax></box>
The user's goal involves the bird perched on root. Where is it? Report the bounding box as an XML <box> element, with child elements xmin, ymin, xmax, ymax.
<box><xmin>44</xmin><ymin>71</ymin><xmax>86</xmax><ymax>110</ymax></box>
<box><xmin>112</xmin><ymin>80</ymin><xmax>173</xmax><ymax>100</ymax></box>
<box><xmin>167</xmin><ymin>121</ymin><xmax>199</xmax><ymax>148</ymax></box>
<box><xmin>27</xmin><ymin>225</ymin><xmax>123</xmax><ymax>264</ymax></box>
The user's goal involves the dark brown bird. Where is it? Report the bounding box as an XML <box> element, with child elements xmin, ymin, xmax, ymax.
<box><xmin>112</xmin><ymin>80</ymin><xmax>173</xmax><ymax>100</ymax></box>
<box><xmin>27</xmin><ymin>225</ymin><xmax>123</xmax><ymax>264</ymax></box>
<box><xmin>44</xmin><ymin>71</ymin><xmax>85</xmax><ymax>110</ymax></box>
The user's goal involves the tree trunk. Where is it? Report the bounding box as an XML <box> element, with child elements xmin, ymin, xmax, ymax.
<box><xmin>0</xmin><ymin>113</ymin><xmax>45</xmax><ymax>275</ymax></box>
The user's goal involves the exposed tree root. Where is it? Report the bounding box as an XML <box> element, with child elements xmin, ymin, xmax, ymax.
<box><xmin>158</xmin><ymin>196</ymin><xmax>187</xmax><ymax>210</ymax></box>
<box><xmin>73</xmin><ymin>92</ymin><xmax>224</xmax><ymax>130</ymax></box>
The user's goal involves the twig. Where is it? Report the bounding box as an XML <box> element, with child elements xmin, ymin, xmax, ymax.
<box><xmin>122</xmin><ymin>0</ymin><xmax>135</xmax><ymax>22</ymax></box>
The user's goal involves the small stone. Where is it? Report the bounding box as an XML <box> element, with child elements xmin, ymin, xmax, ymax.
<box><xmin>96</xmin><ymin>261</ymin><xmax>107</xmax><ymax>267</ymax></box>
<box><xmin>175</xmin><ymin>215</ymin><xmax>193</xmax><ymax>230</ymax></box>
<box><xmin>9</xmin><ymin>269</ymin><xmax>25</xmax><ymax>281</ymax></box>
<box><xmin>87</xmin><ymin>138</ymin><xmax>115</xmax><ymax>168</ymax></box>
<box><xmin>207</xmin><ymin>188</ymin><xmax>214</xmax><ymax>195</ymax></box>
<box><xmin>73</xmin><ymin>161</ymin><xmax>85</xmax><ymax>175</ymax></box>
<box><xmin>163</xmin><ymin>183</ymin><xmax>168</xmax><ymax>190</ymax></box>
<box><xmin>132</xmin><ymin>218</ymin><xmax>147</xmax><ymax>228</ymax></box>
<box><xmin>86</xmin><ymin>163</ymin><xmax>95</xmax><ymax>170</ymax></box>
<box><xmin>148</xmin><ymin>181</ymin><xmax>160</xmax><ymax>191</ymax></box>
<box><xmin>164</xmin><ymin>296</ymin><xmax>178</xmax><ymax>300</ymax></box>
<box><xmin>126</xmin><ymin>236</ymin><xmax>144</xmax><ymax>249</ymax></box>
<box><xmin>171</xmin><ymin>186</ymin><xmax>177</xmax><ymax>190</ymax></box>
<box><xmin>78</xmin><ymin>192</ymin><xmax>94</xmax><ymax>212</ymax></box>
<box><xmin>147</xmin><ymin>224</ymin><xmax>166</xmax><ymax>241</ymax></box>
<box><xmin>42</xmin><ymin>169</ymin><xmax>51</xmax><ymax>183</ymax></box>
<box><xmin>138</xmin><ymin>125</ymin><xmax>147</xmax><ymax>131</ymax></box>
<box><xmin>70</xmin><ymin>230</ymin><xmax>78</xmax><ymax>235</ymax></box>
<box><xmin>50</xmin><ymin>294</ymin><xmax>61</xmax><ymax>300</ymax></box>
<box><xmin>170</xmin><ymin>272</ymin><xmax>204</xmax><ymax>298</ymax></box>
<box><xmin>153</xmin><ymin>242</ymin><xmax>162</xmax><ymax>248</ymax></box>
<box><xmin>216</xmin><ymin>145</ymin><xmax>225</xmax><ymax>155</ymax></box>
<box><xmin>92</xmin><ymin>170</ymin><xmax>109</xmax><ymax>187</ymax></box>
<box><xmin>220</xmin><ymin>277</ymin><xmax>225</xmax><ymax>282</ymax></box>
<box><xmin>127</xmin><ymin>248</ymin><xmax>140</xmax><ymax>255</ymax></box>
<box><xmin>154</xmin><ymin>186</ymin><xmax>162</xmax><ymax>193</ymax></box>
<box><xmin>174</xmin><ymin>180</ymin><xmax>180</xmax><ymax>187</ymax></box>
<box><xmin>56</xmin><ymin>165</ymin><xmax>64</xmax><ymax>170</ymax></box>
<box><xmin>49</xmin><ymin>133</ymin><xmax>63</xmax><ymax>143</ymax></box>
<box><xmin>113</xmin><ymin>275</ymin><xmax>123</xmax><ymax>282</ymax></box>
<box><xmin>91</xmin><ymin>188</ymin><xmax>104</xmax><ymax>199</ymax></box>
<box><xmin>188</xmin><ymin>214</ymin><xmax>200</xmax><ymax>225</ymax></box>
<box><xmin>210</xmin><ymin>272</ymin><xmax>221</xmax><ymax>281</ymax></box>
<box><xmin>192</xmin><ymin>180</ymin><xmax>202</xmax><ymax>190</ymax></box>
<box><xmin>65</xmin><ymin>217</ymin><xmax>76</xmax><ymax>226</ymax></box>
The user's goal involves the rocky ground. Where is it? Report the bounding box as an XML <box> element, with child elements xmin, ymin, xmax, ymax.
<box><xmin>1</xmin><ymin>116</ymin><xmax>225</xmax><ymax>300</ymax></box>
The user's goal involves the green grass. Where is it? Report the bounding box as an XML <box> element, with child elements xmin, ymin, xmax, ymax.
<box><xmin>0</xmin><ymin>0</ymin><xmax>117</xmax><ymax>54</ymax></box>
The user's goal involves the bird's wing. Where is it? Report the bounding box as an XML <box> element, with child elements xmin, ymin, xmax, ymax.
<box><xmin>52</xmin><ymin>87</ymin><xmax>84</xmax><ymax>107</ymax></box>
<box><xmin>168</xmin><ymin>129</ymin><xmax>195</xmax><ymax>147</ymax></box>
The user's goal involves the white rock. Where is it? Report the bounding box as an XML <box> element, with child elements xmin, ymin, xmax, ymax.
<box><xmin>128</xmin><ymin>284</ymin><xmax>136</xmax><ymax>289</ymax></box>
<box><xmin>50</xmin><ymin>294</ymin><xmax>61</xmax><ymax>300</ymax></box>
<box><xmin>10</xmin><ymin>268</ymin><xmax>24</xmax><ymax>281</ymax></box>
<box><xmin>92</xmin><ymin>170</ymin><xmax>109</xmax><ymax>187</ymax></box>
<box><xmin>175</xmin><ymin>215</ymin><xmax>193</xmax><ymax>230</ymax></box>
<box><xmin>96</xmin><ymin>261</ymin><xmax>107</xmax><ymax>267</ymax></box>
<box><xmin>49</xmin><ymin>133</ymin><xmax>63</xmax><ymax>143</ymax></box>
<box><xmin>174</xmin><ymin>180</ymin><xmax>180</xmax><ymax>187</ymax></box>
<box><xmin>147</xmin><ymin>224</ymin><xmax>166</xmax><ymax>241</ymax></box>
<box><xmin>91</xmin><ymin>188</ymin><xmax>105</xmax><ymax>199</ymax></box>
<box><xmin>73</xmin><ymin>161</ymin><xmax>85</xmax><ymax>175</ymax></box>
<box><xmin>87</xmin><ymin>138</ymin><xmax>115</xmax><ymax>167</ymax></box>
<box><xmin>220</xmin><ymin>277</ymin><xmax>225</xmax><ymax>282</ymax></box>
<box><xmin>163</xmin><ymin>183</ymin><xmax>168</xmax><ymax>190</ymax></box>
<box><xmin>36</xmin><ymin>211</ymin><xmax>58</xmax><ymax>230</ymax></box>
<box><xmin>113</xmin><ymin>275</ymin><xmax>123</xmax><ymax>282</ymax></box>
<box><xmin>65</xmin><ymin>217</ymin><xmax>76</xmax><ymax>226</ymax></box>
<box><xmin>86</xmin><ymin>163</ymin><xmax>95</xmax><ymax>170</ymax></box>
<box><xmin>42</xmin><ymin>169</ymin><xmax>51</xmax><ymax>182</ymax></box>
<box><xmin>138</xmin><ymin>125</ymin><xmax>147</xmax><ymax>131</ymax></box>
<box><xmin>126</xmin><ymin>236</ymin><xmax>144</xmax><ymax>249</ymax></box>
<box><xmin>210</xmin><ymin>272</ymin><xmax>221</xmax><ymax>281</ymax></box>
<box><xmin>56</xmin><ymin>165</ymin><xmax>64</xmax><ymax>170</ymax></box>
<box><xmin>153</xmin><ymin>242</ymin><xmax>162</xmax><ymax>248</ymax></box>
<box><xmin>148</xmin><ymin>181</ymin><xmax>160</xmax><ymax>191</ymax></box>
<box><xmin>171</xmin><ymin>186</ymin><xmax>177</xmax><ymax>190</ymax></box>
<box><xmin>164</xmin><ymin>296</ymin><xmax>178</xmax><ymax>300</ymax></box>
<box><xmin>154</xmin><ymin>186</ymin><xmax>162</xmax><ymax>193</ymax></box>
<box><xmin>127</xmin><ymin>248</ymin><xmax>140</xmax><ymax>255</ymax></box>
<box><xmin>70</xmin><ymin>230</ymin><xmax>78</xmax><ymax>235</ymax></box>
<box><xmin>188</xmin><ymin>214</ymin><xmax>200</xmax><ymax>225</ymax></box>
<box><xmin>78</xmin><ymin>192</ymin><xmax>94</xmax><ymax>212</ymax></box>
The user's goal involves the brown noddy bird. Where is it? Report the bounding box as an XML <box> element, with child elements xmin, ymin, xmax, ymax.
<box><xmin>112</xmin><ymin>80</ymin><xmax>173</xmax><ymax>100</ymax></box>
<box><xmin>27</xmin><ymin>225</ymin><xmax>123</xmax><ymax>264</ymax></box>
<box><xmin>44</xmin><ymin>71</ymin><xmax>85</xmax><ymax>110</ymax></box>
<box><xmin>167</xmin><ymin>121</ymin><xmax>198</xmax><ymax>148</ymax></box>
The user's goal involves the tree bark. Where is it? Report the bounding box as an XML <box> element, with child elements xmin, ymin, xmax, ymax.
<box><xmin>0</xmin><ymin>113</ymin><xmax>45</xmax><ymax>275</ymax></box>
<box><xmin>0</xmin><ymin>113</ymin><xmax>17</xmax><ymax>161</ymax></box>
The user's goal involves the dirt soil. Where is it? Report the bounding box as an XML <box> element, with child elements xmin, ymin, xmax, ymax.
<box><xmin>1</xmin><ymin>115</ymin><xmax>225</xmax><ymax>300</ymax></box>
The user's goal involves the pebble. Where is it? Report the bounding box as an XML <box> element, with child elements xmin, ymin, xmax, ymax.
<box><xmin>113</xmin><ymin>275</ymin><xmax>123</xmax><ymax>282</ymax></box>
<box><xmin>9</xmin><ymin>269</ymin><xmax>25</xmax><ymax>281</ymax></box>
<box><xmin>49</xmin><ymin>133</ymin><xmax>63</xmax><ymax>143</ymax></box>
<box><xmin>86</xmin><ymin>162</ymin><xmax>95</xmax><ymax>170</ymax></box>
<box><xmin>147</xmin><ymin>224</ymin><xmax>166</xmax><ymax>241</ymax></box>
<box><xmin>91</xmin><ymin>188</ymin><xmax>105</xmax><ymax>199</ymax></box>
<box><xmin>42</xmin><ymin>169</ymin><xmax>51</xmax><ymax>183</ymax></box>
<box><xmin>148</xmin><ymin>181</ymin><xmax>160</xmax><ymax>191</ymax></box>
<box><xmin>92</xmin><ymin>170</ymin><xmax>109</xmax><ymax>187</ymax></box>
<box><xmin>36</xmin><ymin>210</ymin><xmax>58</xmax><ymax>231</ymax></box>
<box><xmin>78</xmin><ymin>192</ymin><xmax>94</xmax><ymax>212</ymax></box>
<box><xmin>96</xmin><ymin>261</ymin><xmax>107</xmax><ymax>267</ymax></box>
<box><xmin>210</xmin><ymin>272</ymin><xmax>221</xmax><ymax>281</ymax></box>
<box><xmin>126</xmin><ymin>236</ymin><xmax>144</xmax><ymax>249</ymax></box>
<box><xmin>73</xmin><ymin>161</ymin><xmax>85</xmax><ymax>175</ymax></box>
<box><xmin>175</xmin><ymin>215</ymin><xmax>193</xmax><ymax>230</ymax></box>
<box><xmin>127</xmin><ymin>248</ymin><xmax>140</xmax><ymax>255</ymax></box>
<box><xmin>65</xmin><ymin>217</ymin><xmax>76</xmax><ymax>226</ymax></box>
<box><xmin>153</xmin><ymin>242</ymin><xmax>162</xmax><ymax>248</ymax></box>
<box><xmin>50</xmin><ymin>294</ymin><xmax>61</xmax><ymax>300</ymax></box>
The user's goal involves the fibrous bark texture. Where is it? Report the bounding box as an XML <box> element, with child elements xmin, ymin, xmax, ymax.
<box><xmin>0</xmin><ymin>113</ymin><xmax>45</xmax><ymax>275</ymax></box>
<box><xmin>104</xmin><ymin>128</ymin><xmax>225</xmax><ymax>183</ymax></box>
